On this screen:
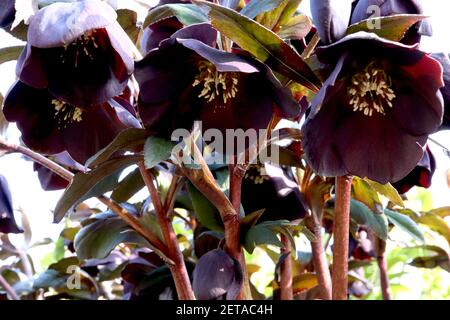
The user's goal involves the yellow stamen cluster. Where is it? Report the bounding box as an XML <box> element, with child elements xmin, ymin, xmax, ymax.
<box><xmin>245</xmin><ymin>165</ymin><xmax>269</xmax><ymax>185</ymax></box>
<box><xmin>347</xmin><ymin>62</ymin><xmax>396</xmax><ymax>117</ymax></box>
<box><xmin>192</xmin><ymin>61</ymin><xmax>239</xmax><ymax>107</ymax></box>
<box><xmin>52</xmin><ymin>99</ymin><xmax>83</xmax><ymax>128</ymax></box>
<box><xmin>61</xmin><ymin>31</ymin><xmax>99</xmax><ymax>65</ymax></box>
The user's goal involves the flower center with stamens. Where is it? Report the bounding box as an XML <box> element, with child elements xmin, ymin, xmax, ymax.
<box><xmin>347</xmin><ymin>62</ymin><xmax>396</xmax><ymax>117</ymax></box>
<box><xmin>60</xmin><ymin>30</ymin><xmax>99</xmax><ymax>66</ymax></box>
<box><xmin>52</xmin><ymin>99</ymin><xmax>83</xmax><ymax>129</ymax></box>
<box><xmin>192</xmin><ymin>61</ymin><xmax>239</xmax><ymax>107</ymax></box>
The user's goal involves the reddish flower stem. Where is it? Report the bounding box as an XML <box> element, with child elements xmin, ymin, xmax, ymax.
<box><xmin>280</xmin><ymin>234</ymin><xmax>293</xmax><ymax>300</ymax></box>
<box><xmin>377</xmin><ymin>255</ymin><xmax>391</xmax><ymax>300</ymax></box>
<box><xmin>229</xmin><ymin>164</ymin><xmax>252</xmax><ymax>300</ymax></box>
<box><xmin>306</xmin><ymin>217</ymin><xmax>332</xmax><ymax>300</ymax></box>
<box><xmin>138</xmin><ymin>162</ymin><xmax>195</xmax><ymax>300</ymax></box>
<box><xmin>0</xmin><ymin>140</ymin><xmax>169</xmax><ymax>262</ymax></box>
<box><xmin>332</xmin><ymin>175</ymin><xmax>353</xmax><ymax>300</ymax></box>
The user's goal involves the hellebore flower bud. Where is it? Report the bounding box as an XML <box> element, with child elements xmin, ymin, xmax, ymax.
<box><xmin>192</xmin><ymin>249</ymin><xmax>243</xmax><ymax>300</ymax></box>
<box><xmin>0</xmin><ymin>175</ymin><xmax>23</xmax><ymax>234</ymax></box>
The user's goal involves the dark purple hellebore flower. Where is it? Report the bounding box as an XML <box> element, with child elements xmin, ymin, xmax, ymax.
<box><xmin>310</xmin><ymin>0</ymin><xmax>354</xmax><ymax>44</ymax></box>
<box><xmin>431</xmin><ymin>53</ymin><xmax>450</xmax><ymax>130</ymax></box>
<box><xmin>3</xmin><ymin>81</ymin><xmax>140</xmax><ymax>164</ymax></box>
<box><xmin>241</xmin><ymin>163</ymin><xmax>307</xmax><ymax>222</ymax></box>
<box><xmin>0</xmin><ymin>0</ymin><xmax>15</xmax><ymax>29</ymax></box>
<box><xmin>192</xmin><ymin>249</ymin><xmax>243</xmax><ymax>300</ymax></box>
<box><xmin>0</xmin><ymin>175</ymin><xmax>22</xmax><ymax>234</ymax></box>
<box><xmin>33</xmin><ymin>152</ymin><xmax>85</xmax><ymax>191</ymax></box>
<box><xmin>392</xmin><ymin>146</ymin><xmax>436</xmax><ymax>194</ymax></box>
<box><xmin>141</xmin><ymin>0</ymin><xmax>188</xmax><ymax>55</ymax></box>
<box><xmin>351</xmin><ymin>0</ymin><xmax>432</xmax><ymax>44</ymax></box>
<box><xmin>135</xmin><ymin>23</ymin><xmax>299</xmax><ymax>137</ymax></box>
<box><xmin>302</xmin><ymin>32</ymin><xmax>444</xmax><ymax>184</ymax></box>
<box><xmin>16</xmin><ymin>0</ymin><xmax>135</xmax><ymax>108</ymax></box>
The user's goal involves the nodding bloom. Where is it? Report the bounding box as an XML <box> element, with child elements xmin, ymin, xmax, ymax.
<box><xmin>302</xmin><ymin>32</ymin><xmax>444</xmax><ymax>184</ymax></box>
<box><xmin>140</xmin><ymin>0</ymin><xmax>188</xmax><ymax>55</ymax></box>
<box><xmin>241</xmin><ymin>163</ymin><xmax>308</xmax><ymax>222</ymax></box>
<box><xmin>432</xmin><ymin>53</ymin><xmax>450</xmax><ymax>130</ymax></box>
<box><xmin>192</xmin><ymin>249</ymin><xmax>243</xmax><ymax>300</ymax></box>
<box><xmin>393</xmin><ymin>146</ymin><xmax>436</xmax><ymax>194</ymax></box>
<box><xmin>3</xmin><ymin>81</ymin><xmax>140</xmax><ymax>164</ymax></box>
<box><xmin>16</xmin><ymin>0</ymin><xmax>135</xmax><ymax>108</ymax></box>
<box><xmin>135</xmin><ymin>23</ymin><xmax>299</xmax><ymax>140</ymax></box>
<box><xmin>33</xmin><ymin>152</ymin><xmax>85</xmax><ymax>191</ymax></box>
<box><xmin>0</xmin><ymin>175</ymin><xmax>22</xmax><ymax>234</ymax></box>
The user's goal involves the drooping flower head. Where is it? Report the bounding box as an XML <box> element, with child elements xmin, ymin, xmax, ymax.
<box><xmin>33</xmin><ymin>152</ymin><xmax>85</xmax><ymax>191</ymax></box>
<box><xmin>141</xmin><ymin>0</ymin><xmax>188</xmax><ymax>55</ymax></box>
<box><xmin>135</xmin><ymin>23</ymin><xmax>299</xmax><ymax>139</ymax></box>
<box><xmin>302</xmin><ymin>32</ymin><xmax>444</xmax><ymax>184</ymax></box>
<box><xmin>16</xmin><ymin>0</ymin><xmax>135</xmax><ymax>108</ymax></box>
<box><xmin>3</xmin><ymin>81</ymin><xmax>140</xmax><ymax>164</ymax></box>
<box><xmin>192</xmin><ymin>249</ymin><xmax>243</xmax><ymax>300</ymax></box>
<box><xmin>241</xmin><ymin>163</ymin><xmax>308</xmax><ymax>222</ymax></box>
<box><xmin>0</xmin><ymin>175</ymin><xmax>22</xmax><ymax>234</ymax></box>
<box><xmin>392</xmin><ymin>146</ymin><xmax>436</xmax><ymax>194</ymax></box>
<box><xmin>432</xmin><ymin>53</ymin><xmax>450</xmax><ymax>130</ymax></box>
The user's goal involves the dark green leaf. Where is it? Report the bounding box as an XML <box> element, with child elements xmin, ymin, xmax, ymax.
<box><xmin>350</xmin><ymin>199</ymin><xmax>388</xmax><ymax>240</ymax></box>
<box><xmin>0</xmin><ymin>46</ymin><xmax>24</xmax><ymax>65</ymax></box>
<box><xmin>244</xmin><ymin>223</ymin><xmax>283</xmax><ymax>254</ymax></box>
<box><xmin>143</xmin><ymin>3</ymin><xmax>209</xmax><ymax>29</ymax></box>
<box><xmin>188</xmin><ymin>182</ymin><xmax>224</xmax><ymax>232</ymax></box>
<box><xmin>385</xmin><ymin>209</ymin><xmax>424</xmax><ymax>243</ymax></box>
<box><xmin>195</xmin><ymin>0</ymin><xmax>321</xmax><ymax>92</ymax></box>
<box><xmin>346</xmin><ymin>14</ymin><xmax>428</xmax><ymax>42</ymax></box>
<box><xmin>111</xmin><ymin>168</ymin><xmax>145</xmax><ymax>203</ymax></box>
<box><xmin>54</xmin><ymin>155</ymin><xmax>142</xmax><ymax>222</ymax></box>
<box><xmin>240</xmin><ymin>0</ymin><xmax>286</xmax><ymax>19</ymax></box>
<box><xmin>74</xmin><ymin>216</ymin><xmax>149</xmax><ymax>260</ymax></box>
<box><xmin>86</xmin><ymin>128</ymin><xmax>148</xmax><ymax>168</ymax></box>
<box><xmin>144</xmin><ymin>136</ymin><xmax>176</xmax><ymax>169</ymax></box>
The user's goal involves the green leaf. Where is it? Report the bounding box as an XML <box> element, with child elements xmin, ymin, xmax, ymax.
<box><xmin>143</xmin><ymin>3</ymin><xmax>209</xmax><ymax>29</ymax></box>
<box><xmin>54</xmin><ymin>155</ymin><xmax>142</xmax><ymax>222</ymax></box>
<box><xmin>240</xmin><ymin>0</ymin><xmax>286</xmax><ymax>19</ymax></box>
<box><xmin>277</xmin><ymin>14</ymin><xmax>312</xmax><ymax>40</ymax></box>
<box><xmin>0</xmin><ymin>46</ymin><xmax>24</xmax><ymax>65</ymax></box>
<box><xmin>418</xmin><ymin>213</ymin><xmax>450</xmax><ymax>245</ymax></box>
<box><xmin>346</xmin><ymin>14</ymin><xmax>428</xmax><ymax>42</ymax></box>
<box><xmin>86</xmin><ymin>128</ymin><xmax>149</xmax><ymax>168</ymax></box>
<box><xmin>144</xmin><ymin>136</ymin><xmax>176</xmax><ymax>169</ymax></box>
<box><xmin>244</xmin><ymin>223</ymin><xmax>283</xmax><ymax>254</ymax></box>
<box><xmin>111</xmin><ymin>168</ymin><xmax>145</xmax><ymax>203</ymax></box>
<box><xmin>385</xmin><ymin>209</ymin><xmax>424</xmax><ymax>243</ymax></box>
<box><xmin>352</xmin><ymin>177</ymin><xmax>383</xmax><ymax>214</ymax></box>
<box><xmin>194</xmin><ymin>0</ymin><xmax>321</xmax><ymax>92</ymax></box>
<box><xmin>350</xmin><ymin>199</ymin><xmax>388</xmax><ymax>240</ymax></box>
<box><xmin>117</xmin><ymin>9</ymin><xmax>141</xmax><ymax>44</ymax></box>
<box><xmin>188</xmin><ymin>182</ymin><xmax>224</xmax><ymax>232</ymax></box>
<box><xmin>427</xmin><ymin>207</ymin><xmax>450</xmax><ymax>219</ymax></box>
<box><xmin>256</xmin><ymin>0</ymin><xmax>301</xmax><ymax>31</ymax></box>
<box><xmin>74</xmin><ymin>215</ymin><xmax>149</xmax><ymax>260</ymax></box>
<box><xmin>364</xmin><ymin>178</ymin><xmax>404</xmax><ymax>208</ymax></box>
